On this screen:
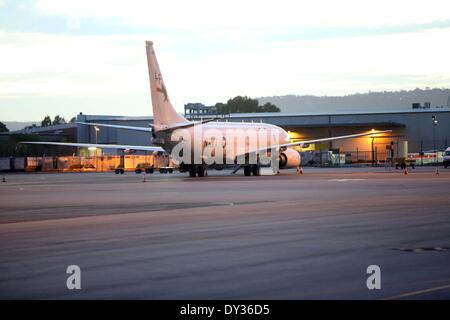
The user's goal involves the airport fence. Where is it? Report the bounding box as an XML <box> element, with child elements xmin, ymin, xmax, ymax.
<box><xmin>0</xmin><ymin>155</ymin><xmax>170</xmax><ymax>172</ymax></box>
<box><xmin>300</xmin><ymin>150</ymin><xmax>390</xmax><ymax>166</ymax></box>
<box><xmin>299</xmin><ymin>150</ymin><xmax>443</xmax><ymax>167</ymax></box>
<box><xmin>1</xmin><ymin>151</ymin><xmax>443</xmax><ymax>172</ymax></box>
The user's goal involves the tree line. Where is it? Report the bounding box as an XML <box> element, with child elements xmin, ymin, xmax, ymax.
<box><xmin>0</xmin><ymin>122</ymin><xmax>8</xmax><ymax>133</ymax></box>
<box><xmin>40</xmin><ymin>115</ymin><xmax>76</xmax><ymax>127</ymax></box>
<box><xmin>0</xmin><ymin>96</ymin><xmax>278</xmax><ymax>134</ymax></box>
<box><xmin>215</xmin><ymin>96</ymin><xmax>280</xmax><ymax>115</ymax></box>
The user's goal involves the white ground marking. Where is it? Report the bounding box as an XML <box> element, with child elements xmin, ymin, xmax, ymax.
<box><xmin>327</xmin><ymin>179</ymin><xmax>366</xmax><ymax>182</ymax></box>
<box><xmin>383</xmin><ymin>284</ymin><xmax>450</xmax><ymax>300</ymax></box>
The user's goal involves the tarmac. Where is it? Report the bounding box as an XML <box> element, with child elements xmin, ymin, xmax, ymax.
<box><xmin>0</xmin><ymin>166</ymin><xmax>449</xmax><ymax>299</ymax></box>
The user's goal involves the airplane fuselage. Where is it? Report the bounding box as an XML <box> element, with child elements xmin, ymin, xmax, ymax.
<box><xmin>153</xmin><ymin>121</ymin><xmax>291</xmax><ymax>166</ymax></box>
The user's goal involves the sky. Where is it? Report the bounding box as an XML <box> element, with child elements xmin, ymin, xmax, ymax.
<box><xmin>1</xmin><ymin>0</ymin><xmax>450</xmax><ymax>121</ymax></box>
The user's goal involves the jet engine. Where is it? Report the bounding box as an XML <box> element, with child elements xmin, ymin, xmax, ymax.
<box><xmin>278</xmin><ymin>148</ymin><xmax>301</xmax><ymax>169</ymax></box>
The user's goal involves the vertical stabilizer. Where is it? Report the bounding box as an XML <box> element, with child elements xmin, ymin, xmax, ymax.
<box><xmin>146</xmin><ymin>41</ymin><xmax>189</xmax><ymax>130</ymax></box>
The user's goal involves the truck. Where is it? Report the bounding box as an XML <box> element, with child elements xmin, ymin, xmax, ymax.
<box><xmin>134</xmin><ymin>162</ymin><xmax>174</xmax><ymax>174</ymax></box>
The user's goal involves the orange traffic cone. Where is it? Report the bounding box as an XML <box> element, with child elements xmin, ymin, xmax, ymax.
<box><xmin>436</xmin><ymin>168</ymin><xmax>440</xmax><ymax>175</ymax></box>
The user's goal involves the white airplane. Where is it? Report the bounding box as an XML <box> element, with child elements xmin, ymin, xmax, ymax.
<box><xmin>22</xmin><ymin>41</ymin><xmax>391</xmax><ymax>177</ymax></box>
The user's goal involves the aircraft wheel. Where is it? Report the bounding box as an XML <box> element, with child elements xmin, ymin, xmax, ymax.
<box><xmin>115</xmin><ymin>169</ymin><xmax>120</xmax><ymax>174</ymax></box>
<box><xmin>244</xmin><ymin>165</ymin><xmax>251</xmax><ymax>176</ymax></box>
<box><xmin>197</xmin><ymin>166</ymin><xmax>205</xmax><ymax>177</ymax></box>
<box><xmin>119</xmin><ymin>169</ymin><xmax>125</xmax><ymax>174</ymax></box>
<box><xmin>168</xmin><ymin>168</ymin><xmax>173</xmax><ymax>173</ymax></box>
<box><xmin>251</xmin><ymin>165</ymin><xmax>260</xmax><ymax>176</ymax></box>
<box><xmin>189</xmin><ymin>166</ymin><xmax>196</xmax><ymax>177</ymax></box>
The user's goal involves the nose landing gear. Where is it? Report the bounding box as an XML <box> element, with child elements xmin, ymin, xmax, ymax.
<box><xmin>244</xmin><ymin>164</ymin><xmax>260</xmax><ymax>176</ymax></box>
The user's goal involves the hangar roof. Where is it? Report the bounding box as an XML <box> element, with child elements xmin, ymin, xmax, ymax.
<box><xmin>7</xmin><ymin>122</ymin><xmax>77</xmax><ymax>135</ymax></box>
<box><xmin>81</xmin><ymin>107</ymin><xmax>449</xmax><ymax>122</ymax></box>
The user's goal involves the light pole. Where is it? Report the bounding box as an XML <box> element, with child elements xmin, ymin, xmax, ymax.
<box><xmin>94</xmin><ymin>126</ymin><xmax>100</xmax><ymax>171</ymax></box>
<box><xmin>371</xmin><ymin>136</ymin><xmax>375</xmax><ymax>167</ymax></box>
<box><xmin>94</xmin><ymin>126</ymin><xmax>100</xmax><ymax>144</ymax></box>
<box><xmin>432</xmin><ymin>115</ymin><xmax>439</xmax><ymax>174</ymax></box>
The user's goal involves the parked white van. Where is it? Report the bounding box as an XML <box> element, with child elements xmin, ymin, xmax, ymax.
<box><xmin>444</xmin><ymin>147</ymin><xmax>450</xmax><ymax>168</ymax></box>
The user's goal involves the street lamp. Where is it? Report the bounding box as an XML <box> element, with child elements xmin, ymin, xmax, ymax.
<box><xmin>432</xmin><ymin>115</ymin><xmax>439</xmax><ymax>174</ymax></box>
<box><xmin>94</xmin><ymin>126</ymin><xmax>100</xmax><ymax>171</ymax></box>
<box><xmin>94</xmin><ymin>126</ymin><xmax>100</xmax><ymax>144</ymax></box>
<box><xmin>371</xmin><ymin>136</ymin><xmax>375</xmax><ymax>167</ymax></box>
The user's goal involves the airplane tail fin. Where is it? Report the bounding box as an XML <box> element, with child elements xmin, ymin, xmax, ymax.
<box><xmin>145</xmin><ymin>41</ymin><xmax>189</xmax><ymax>131</ymax></box>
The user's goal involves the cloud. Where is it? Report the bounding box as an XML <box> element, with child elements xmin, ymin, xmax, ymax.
<box><xmin>36</xmin><ymin>0</ymin><xmax>450</xmax><ymax>29</ymax></box>
<box><xmin>1</xmin><ymin>26</ymin><xmax>450</xmax><ymax>101</ymax></box>
<box><xmin>1</xmin><ymin>1</ymin><xmax>450</xmax><ymax>120</ymax></box>
<box><xmin>172</xmin><ymin>27</ymin><xmax>450</xmax><ymax>100</ymax></box>
<box><xmin>66</xmin><ymin>16</ymin><xmax>80</xmax><ymax>30</ymax></box>
<box><xmin>0</xmin><ymin>31</ymin><xmax>149</xmax><ymax>96</ymax></box>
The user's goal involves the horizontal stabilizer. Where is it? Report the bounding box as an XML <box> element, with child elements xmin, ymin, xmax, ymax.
<box><xmin>158</xmin><ymin>118</ymin><xmax>219</xmax><ymax>132</ymax></box>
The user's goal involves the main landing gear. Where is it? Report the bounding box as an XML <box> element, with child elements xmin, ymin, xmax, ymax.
<box><xmin>188</xmin><ymin>165</ymin><xmax>207</xmax><ymax>177</ymax></box>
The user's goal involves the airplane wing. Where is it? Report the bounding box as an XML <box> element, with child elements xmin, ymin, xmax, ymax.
<box><xmin>20</xmin><ymin>130</ymin><xmax>391</xmax><ymax>157</ymax></box>
<box><xmin>281</xmin><ymin>130</ymin><xmax>392</xmax><ymax>149</ymax></box>
<box><xmin>19</xmin><ymin>141</ymin><xmax>164</xmax><ymax>153</ymax></box>
<box><xmin>255</xmin><ymin>130</ymin><xmax>392</xmax><ymax>153</ymax></box>
<box><xmin>77</xmin><ymin>122</ymin><xmax>153</xmax><ymax>132</ymax></box>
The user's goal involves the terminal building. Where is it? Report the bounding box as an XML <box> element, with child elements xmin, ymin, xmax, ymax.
<box><xmin>5</xmin><ymin>107</ymin><xmax>450</xmax><ymax>167</ymax></box>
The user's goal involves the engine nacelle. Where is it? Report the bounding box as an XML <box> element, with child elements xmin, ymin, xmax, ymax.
<box><xmin>278</xmin><ymin>148</ymin><xmax>301</xmax><ymax>169</ymax></box>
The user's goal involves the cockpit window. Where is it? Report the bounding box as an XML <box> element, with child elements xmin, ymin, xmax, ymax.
<box><xmin>445</xmin><ymin>151</ymin><xmax>450</xmax><ymax>156</ymax></box>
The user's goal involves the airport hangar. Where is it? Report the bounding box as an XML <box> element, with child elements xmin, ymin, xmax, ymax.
<box><xmin>75</xmin><ymin>108</ymin><xmax>449</xmax><ymax>158</ymax></box>
<box><xmin>15</xmin><ymin>107</ymin><xmax>450</xmax><ymax>164</ymax></box>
